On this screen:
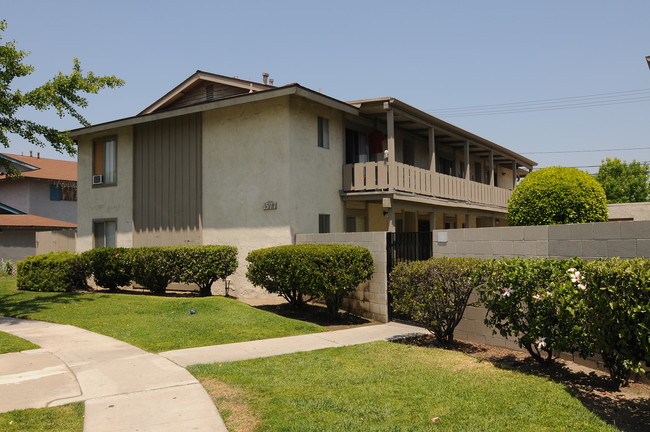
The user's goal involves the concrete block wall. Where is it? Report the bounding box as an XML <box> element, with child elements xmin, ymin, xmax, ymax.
<box><xmin>431</xmin><ymin>221</ymin><xmax>650</xmax><ymax>260</ymax></box>
<box><xmin>296</xmin><ymin>232</ymin><xmax>388</xmax><ymax>323</ymax></box>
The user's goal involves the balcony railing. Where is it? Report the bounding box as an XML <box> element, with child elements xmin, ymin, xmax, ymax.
<box><xmin>343</xmin><ymin>161</ymin><xmax>511</xmax><ymax>208</ymax></box>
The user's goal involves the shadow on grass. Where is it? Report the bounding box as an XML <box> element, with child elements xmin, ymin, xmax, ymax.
<box><xmin>394</xmin><ymin>335</ymin><xmax>650</xmax><ymax>432</ymax></box>
<box><xmin>0</xmin><ymin>290</ymin><xmax>99</xmax><ymax>320</ymax></box>
<box><xmin>254</xmin><ymin>302</ymin><xmax>373</xmax><ymax>330</ymax></box>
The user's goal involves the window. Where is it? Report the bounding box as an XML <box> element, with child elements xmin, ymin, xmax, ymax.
<box><xmin>318</xmin><ymin>214</ymin><xmax>330</xmax><ymax>233</ymax></box>
<box><xmin>437</xmin><ymin>157</ymin><xmax>455</xmax><ymax>176</ymax></box>
<box><xmin>317</xmin><ymin>117</ymin><xmax>329</xmax><ymax>149</ymax></box>
<box><xmin>50</xmin><ymin>183</ymin><xmax>77</xmax><ymax>201</ymax></box>
<box><xmin>345</xmin><ymin>216</ymin><xmax>366</xmax><ymax>232</ymax></box>
<box><xmin>473</xmin><ymin>162</ymin><xmax>482</xmax><ymax>182</ymax></box>
<box><xmin>345</xmin><ymin>129</ymin><xmax>369</xmax><ymax>163</ymax></box>
<box><xmin>403</xmin><ymin>140</ymin><xmax>415</xmax><ymax>166</ymax></box>
<box><xmin>93</xmin><ymin>137</ymin><xmax>117</xmax><ymax>185</ymax></box>
<box><xmin>93</xmin><ymin>220</ymin><xmax>117</xmax><ymax>248</ymax></box>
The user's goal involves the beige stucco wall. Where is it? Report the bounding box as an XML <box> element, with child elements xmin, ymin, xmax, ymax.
<box><xmin>201</xmin><ymin>98</ymin><xmax>293</xmax><ymax>296</ymax></box>
<box><xmin>608</xmin><ymin>202</ymin><xmax>650</xmax><ymax>221</ymax></box>
<box><xmin>201</xmin><ymin>96</ymin><xmax>346</xmax><ymax>297</ymax></box>
<box><xmin>76</xmin><ymin>125</ymin><xmax>134</xmax><ymax>252</ymax></box>
<box><xmin>288</xmin><ymin>96</ymin><xmax>345</xmax><ymax>234</ymax></box>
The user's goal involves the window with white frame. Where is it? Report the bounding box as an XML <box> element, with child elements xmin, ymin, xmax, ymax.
<box><xmin>93</xmin><ymin>137</ymin><xmax>117</xmax><ymax>185</ymax></box>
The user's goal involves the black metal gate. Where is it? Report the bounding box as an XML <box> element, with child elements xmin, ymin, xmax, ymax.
<box><xmin>386</xmin><ymin>231</ymin><xmax>433</xmax><ymax>319</ymax></box>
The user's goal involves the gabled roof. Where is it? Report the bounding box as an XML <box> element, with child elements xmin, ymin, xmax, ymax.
<box><xmin>69</xmin><ymin>83</ymin><xmax>359</xmax><ymax>138</ymax></box>
<box><xmin>138</xmin><ymin>70</ymin><xmax>275</xmax><ymax>115</ymax></box>
<box><xmin>0</xmin><ymin>214</ymin><xmax>76</xmax><ymax>230</ymax></box>
<box><xmin>0</xmin><ymin>153</ymin><xmax>77</xmax><ymax>182</ymax></box>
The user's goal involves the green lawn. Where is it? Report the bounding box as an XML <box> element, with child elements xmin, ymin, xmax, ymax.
<box><xmin>0</xmin><ymin>277</ymin><xmax>323</xmax><ymax>352</ymax></box>
<box><xmin>0</xmin><ymin>331</ymin><xmax>38</xmax><ymax>354</ymax></box>
<box><xmin>190</xmin><ymin>342</ymin><xmax>616</xmax><ymax>432</ymax></box>
<box><xmin>0</xmin><ymin>403</ymin><xmax>83</xmax><ymax>432</ymax></box>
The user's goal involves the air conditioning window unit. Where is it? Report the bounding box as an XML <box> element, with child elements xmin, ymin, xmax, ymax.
<box><xmin>92</xmin><ymin>175</ymin><xmax>103</xmax><ymax>185</ymax></box>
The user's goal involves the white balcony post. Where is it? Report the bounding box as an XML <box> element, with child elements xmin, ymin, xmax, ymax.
<box><xmin>428</xmin><ymin>127</ymin><xmax>436</xmax><ymax>172</ymax></box>
<box><xmin>464</xmin><ymin>141</ymin><xmax>470</xmax><ymax>181</ymax></box>
<box><xmin>384</xmin><ymin>103</ymin><xmax>395</xmax><ymax>165</ymax></box>
<box><xmin>489</xmin><ymin>150</ymin><xmax>494</xmax><ymax>186</ymax></box>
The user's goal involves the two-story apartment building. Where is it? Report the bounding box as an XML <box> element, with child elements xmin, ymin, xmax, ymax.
<box><xmin>69</xmin><ymin>71</ymin><xmax>536</xmax><ymax>295</ymax></box>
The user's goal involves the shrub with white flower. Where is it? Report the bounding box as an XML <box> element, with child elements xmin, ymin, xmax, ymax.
<box><xmin>478</xmin><ymin>257</ymin><xmax>587</xmax><ymax>365</ymax></box>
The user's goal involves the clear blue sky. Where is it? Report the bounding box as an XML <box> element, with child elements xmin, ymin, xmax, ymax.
<box><xmin>3</xmin><ymin>0</ymin><xmax>650</xmax><ymax>172</ymax></box>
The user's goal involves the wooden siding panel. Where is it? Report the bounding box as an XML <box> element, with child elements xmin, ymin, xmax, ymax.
<box><xmin>133</xmin><ymin>113</ymin><xmax>202</xmax><ymax>245</ymax></box>
<box><xmin>164</xmin><ymin>83</ymin><xmax>250</xmax><ymax>111</ymax></box>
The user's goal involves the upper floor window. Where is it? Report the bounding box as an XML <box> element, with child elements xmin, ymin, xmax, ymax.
<box><xmin>50</xmin><ymin>183</ymin><xmax>77</xmax><ymax>201</ymax></box>
<box><xmin>437</xmin><ymin>157</ymin><xmax>455</xmax><ymax>176</ymax></box>
<box><xmin>345</xmin><ymin>129</ymin><xmax>369</xmax><ymax>163</ymax></box>
<box><xmin>93</xmin><ymin>137</ymin><xmax>117</xmax><ymax>186</ymax></box>
<box><xmin>317</xmin><ymin>117</ymin><xmax>329</xmax><ymax>149</ymax></box>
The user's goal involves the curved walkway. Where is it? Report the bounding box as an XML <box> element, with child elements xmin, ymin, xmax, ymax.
<box><xmin>0</xmin><ymin>317</ymin><xmax>427</xmax><ymax>431</ymax></box>
<box><xmin>0</xmin><ymin>317</ymin><xmax>226</xmax><ymax>431</ymax></box>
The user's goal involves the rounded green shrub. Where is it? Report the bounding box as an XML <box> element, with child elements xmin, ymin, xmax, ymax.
<box><xmin>176</xmin><ymin>245</ymin><xmax>238</xmax><ymax>296</ymax></box>
<box><xmin>390</xmin><ymin>257</ymin><xmax>487</xmax><ymax>344</ymax></box>
<box><xmin>507</xmin><ymin>166</ymin><xmax>608</xmax><ymax>226</ymax></box>
<box><xmin>82</xmin><ymin>247</ymin><xmax>133</xmax><ymax>290</ymax></box>
<box><xmin>247</xmin><ymin>244</ymin><xmax>374</xmax><ymax>316</ymax></box>
<box><xmin>130</xmin><ymin>247</ymin><xmax>179</xmax><ymax>294</ymax></box>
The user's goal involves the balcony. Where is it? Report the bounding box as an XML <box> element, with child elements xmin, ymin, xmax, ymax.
<box><xmin>343</xmin><ymin>161</ymin><xmax>512</xmax><ymax>208</ymax></box>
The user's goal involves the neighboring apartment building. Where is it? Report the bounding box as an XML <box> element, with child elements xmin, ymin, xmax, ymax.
<box><xmin>69</xmin><ymin>71</ymin><xmax>536</xmax><ymax>294</ymax></box>
<box><xmin>0</xmin><ymin>152</ymin><xmax>77</xmax><ymax>261</ymax></box>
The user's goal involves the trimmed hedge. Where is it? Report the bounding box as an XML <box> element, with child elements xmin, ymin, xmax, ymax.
<box><xmin>246</xmin><ymin>244</ymin><xmax>374</xmax><ymax>316</ymax></box>
<box><xmin>176</xmin><ymin>245</ymin><xmax>238</xmax><ymax>296</ymax></box>
<box><xmin>390</xmin><ymin>257</ymin><xmax>486</xmax><ymax>344</ymax></box>
<box><xmin>17</xmin><ymin>251</ymin><xmax>90</xmax><ymax>292</ymax></box>
<box><xmin>82</xmin><ymin>247</ymin><xmax>133</xmax><ymax>290</ymax></box>
<box><xmin>18</xmin><ymin>245</ymin><xmax>238</xmax><ymax>296</ymax></box>
<box><xmin>130</xmin><ymin>247</ymin><xmax>179</xmax><ymax>294</ymax></box>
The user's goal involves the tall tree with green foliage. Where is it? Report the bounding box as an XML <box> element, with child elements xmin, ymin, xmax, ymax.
<box><xmin>596</xmin><ymin>157</ymin><xmax>650</xmax><ymax>203</ymax></box>
<box><xmin>0</xmin><ymin>20</ymin><xmax>123</xmax><ymax>164</ymax></box>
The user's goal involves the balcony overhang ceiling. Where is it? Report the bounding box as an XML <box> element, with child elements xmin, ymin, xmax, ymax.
<box><xmin>348</xmin><ymin>98</ymin><xmax>536</xmax><ymax>170</ymax></box>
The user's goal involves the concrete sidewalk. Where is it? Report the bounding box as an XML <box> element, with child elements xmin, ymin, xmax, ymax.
<box><xmin>0</xmin><ymin>317</ymin><xmax>226</xmax><ymax>431</ymax></box>
<box><xmin>160</xmin><ymin>321</ymin><xmax>428</xmax><ymax>367</ymax></box>
<box><xmin>1</xmin><ymin>318</ymin><xmax>427</xmax><ymax>431</ymax></box>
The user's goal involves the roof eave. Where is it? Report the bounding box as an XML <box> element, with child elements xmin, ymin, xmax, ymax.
<box><xmin>69</xmin><ymin>84</ymin><xmax>359</xmax><ymax>138</ymax></box>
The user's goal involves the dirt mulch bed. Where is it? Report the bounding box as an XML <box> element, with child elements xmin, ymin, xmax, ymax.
<box><xmin>252</xmin><ymin>302</ymin><xmax>376</xmax><ymax>331</ymax></box>
<box><xmin>394</xmin><ymin>334</ymin><xmax>650</xmax><ymax>432</ymax></box>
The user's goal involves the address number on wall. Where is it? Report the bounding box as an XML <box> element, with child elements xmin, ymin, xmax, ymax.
<box><xmin>263</xmin><ymin>201</ymin><xmax>278</xmax><ymax>211</ymax></box>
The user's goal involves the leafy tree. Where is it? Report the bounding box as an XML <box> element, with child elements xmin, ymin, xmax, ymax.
<box><xmin>0</xmin><ymin>20</ymin><xmax>123</xmax><ymax>167</ymax></box>
<box><xmin>596</xmin><ymin>157</ymin><xmax>650</xmax><ymax>203</ymax></box>
<box><xmin>507</xmin><ymin>166</ymin><xmax>608</xmax><ymax>226</ymax></box>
